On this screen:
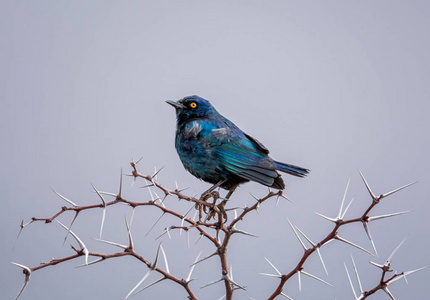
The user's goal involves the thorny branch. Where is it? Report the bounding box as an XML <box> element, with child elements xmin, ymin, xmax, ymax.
<box><xmin>12</xmin><ymin>161</ymin><xmax>426</xmax><ymax>300</ymax></box>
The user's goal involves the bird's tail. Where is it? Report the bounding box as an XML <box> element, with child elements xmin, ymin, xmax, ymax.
<box><xmin>274</xmin><ymin>161</ymin><xmax>309</xmax><ymax>178</ymax></box>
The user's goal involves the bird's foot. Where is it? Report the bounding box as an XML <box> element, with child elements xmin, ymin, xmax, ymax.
<box><xmin>197</xmin><ymin>190</ymin><xmax>219</xmax><ymax>220</ymax></box>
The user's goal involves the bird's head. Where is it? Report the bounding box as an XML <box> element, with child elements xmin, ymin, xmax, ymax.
<box><xmin>166</xmin><ymin>95</ymin><xmax>217</xmax><ymax>124</ymax></box>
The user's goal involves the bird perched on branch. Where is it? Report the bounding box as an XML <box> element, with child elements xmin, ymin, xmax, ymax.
<box><xmin>166</xmin><ymin>95</ymin><xmax>309</xmax><ymax>199</ymax></box>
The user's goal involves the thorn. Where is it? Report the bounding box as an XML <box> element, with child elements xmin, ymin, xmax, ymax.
<box><xmin>287</xmin><ymin>218</ymin><xmax>307</xmax><ymax>250</ymax></box>
<box><xmin>200</xmin><ymin>277</ymin><xmax>223</xmax><ymax>289</ymax></box>
<box><xmin>56</xmin><ymin>220</ymin><xmax>89</xmax><ymax>265</ymax></box>
<box><xmin>224</xmin><ymin>274</ymin><xmax>246</xmax><ymax>291</ymax></box>
<box><xmin>123</xmin><ymin>269</ymin><xmax>153</xmax><ymax>300</ymax></box>
<box><xmin>368</xmin><ymin>211</ymin><xmax>412</xmax><ymax>222</ymax></box>
<box><xmin>369</xmin><ymin>261</ymin><xmax>385</xmax><ymax>270</ymax></box>
<box><xmin>259</xmin><ymin>273</ymin><xmax>282</xmax><ymax>278</ymax></box>
<box><xmin>11</xmin><ymin>262</ymin><xmax>31</xmax><ymax>300</ymax></box>
<box><xmin>146</xmin><ymin>212</ymin><xmax>165</xmax><ymax>236</ymax></box>
<box><xmin>190</xmin><ymin>251</ymin><xmax>218</xmax><ymax>266</ymax></box>
<box><xmin>264</xmin><ymin>257</ymin><xmax>282</xmax><ymax>276</ymax></box>
<box><xmin>50</xmin><ymin>188</ymin><xmax>78</xmax><ymax>207</ymax></box>
<box><xmin>76</xmin><ymin>257</ymin><xmax>104</xmax><ymax>268</ymax></box>
<box><xmin>91</xmin><ymin>183</ymin><xmax>107</xmax><ymax>239</ymax></box>
<box><xmin>135</xmin><ymin>156</ymin><xmax>144</xmax><ymax>165</ymax></box>
<box><xmin>297</xmin><ymin>270</ymin><xmax>301</xmax><ymax>292</ymax></box>
<box><xmin>350</xmin><ymin>255</ymin><xmax>363</xmax><ymax>294</ymax></box>
<box><xmin>344</xmin><ymin>262</ymin><xmax>358</xmax><ymax>299</ymax></box>
<box><xmin>337</xmin><ymin>177</ymin><xmax>350</xmax><ymax>219</ymax></box>
<box><xmin>124</xmin><ymin>215</ymin><xmax>134</xmax><ymax>249</ymax></box>
<box><xmin>358</xmin><ymin>170</ymin><xmax>376</xmax><ymax>200</ymax></box>
<box><xmin>382</xmin><ymin>287</ymin><xmax>395</xmax><ymax>300</ymax></box>
<box><xmin>118</xmin><ymin>168</ymin><xmax>123</xmax><ymax>198</ymax></box>
<box><xmin>130</xmin><ymin>207</ymin><xmax>136</xmax><ymax>227</ymax></box>
<box><xmin>186</xmin><ymin>252</ymin><xmax>201</xmax><ymax>282</ymax></box>
<box><xmin>151</xmin><ymin>166</ymin><xmax>164</xmax><ymax>181</ymax></box>
<box><xmin>294</xmin><ymin>226</ymin><xmax>316</xmax><ymax>247</ymax></box>
<box><xmin>13</xmin><ymin>220</ymin><xmax>28</xmax><ymax>251</ymax></box>
<box><xmin>278</xmin><ymin>191</ymin><xmax>292</xmax><ymax>203</ymax></box>
<box><xmin>335</xmin><ymin>235</ymin><xmax>374</xmax><ymax>256</ymax></box>
<box><xmin>386</xmin><ymin>237</ymin><xmax>407</xmax><ymax>265</ymax></box>
<box><xmin>159</xmin><ymin>245</ymin><xmax>169</xmax><ymax>273</ymax></box>
<box><xmin>380</xmin><ymin>181</ymin><xmax>418</xmax><ymax>199</ymax></box>
<box><xmin>301</xmin><ymin>270</ymin><xmax>333</xmax><ymax>287</ymax></box>
<box><xmin>315</xmin><ymin>212</ymin><xmax>337</xmax><ymax>223</ymax></box>
<box><xmin>280</xmin><ymin>292</ymin><xmax>293</xmax><ymax>300</ymax></box>
<box><xmin>341</xmin><ymin>197</ymin><xmax>355</xmax><ymax>219</ymax></box>
<box><xmin>362</xmin><ymin>222</ymin><xmax>378</xmax><ymax>257</ymax></box>
<box><xmin>231</xmin><ymin>229</ymin><xmax>259</xmax><ymax>238</ymax></box>
<box><xmin>133</xmin><ymin>277</ymin><xmax>166</xmax><ymax>295</ymax></box>
<box><xmin>316</xmin><ymin>247</ymin><xmax>328</xmax><ymax>275</ymax></box>
<box><xmin>93</xmin><ymin>237</ymin><xmax>127</xmax><ymax>249</ymax></box>
<box><xmin>62</xmin><ymin>211</ymin><xmax>80</xmax><ymax>246</ymax></box>
<box><xmin>389</xmin><ymin>266</ymin><xmax>429</xmax><ymax>285</ymax></box>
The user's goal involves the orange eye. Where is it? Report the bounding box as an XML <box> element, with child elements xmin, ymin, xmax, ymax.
<box><xmin>190</xmin><ymin>102</ymin><xmax>197</xmax><ymax>108</ymax></box>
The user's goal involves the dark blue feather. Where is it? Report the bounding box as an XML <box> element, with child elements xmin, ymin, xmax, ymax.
<box><xmin>166</xmin><ymin>95</ymin><xmax>309</xmax><ymax>191</ymax></box>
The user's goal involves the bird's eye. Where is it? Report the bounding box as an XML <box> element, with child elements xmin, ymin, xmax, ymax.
<box><xmin>190</xmin><ymin>102</ymin><xmax>197</xmax><ymax>109</ymax></box>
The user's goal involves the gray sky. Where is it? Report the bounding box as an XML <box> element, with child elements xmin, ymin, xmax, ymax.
<box><xmin>2</xmin><ymin>1</ymin><xmax>430</xmax><ymax>299</ymax></box>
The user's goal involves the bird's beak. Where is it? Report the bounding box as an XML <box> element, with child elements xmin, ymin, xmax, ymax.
<box><xmin>166</xmin><ymin>100</ymin><xmax>185</xmax><ymax>109</ymax></box>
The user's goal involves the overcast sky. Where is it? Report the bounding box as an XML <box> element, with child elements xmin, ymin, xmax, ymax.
<box><xmin>2</xmin><ymin>1</ymin><xmax>430</xmax><ymax>299</ymax></box>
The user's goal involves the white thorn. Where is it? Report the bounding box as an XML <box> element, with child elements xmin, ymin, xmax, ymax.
<box><xmin>125</xmin><ymin>215</ymin><xmax>134</xmax><ymax>250</ymax></box>
<box><xmin>93</xmin><ymin>237</ymin><xmax>127</xmax><ymax>250</ymax></box>
<box><xmin>387</xmin><ymin>237</ymin><xmax>407</xmax><ymax>264</ymax></box>
<box><xmin>91</xmin><ymin>183</ymin><xmax>107</xmax><ymax>239</ymax></box>
<box><xmin>337</xmin><ymin>177</ymin><xmax>350</xmax><ymax>219</ymax></box>
<box><xmin>358</xmin><ymin>170</ymin><xmax>376</xmax><ymax>200</ymax></box>
<box><xmin>146</xmin><ymin>212</ymin><xmax>165</xmax><ymax>236</ymax></box>
<box><xmin>264</xmin><ymin>257</ymin><xmax>282</xmax><ymax>276</ymax></box>
<box><xmin>388</xmin><ymin>266</ymin><xmax>429</xmax><ymax>285</ymax></box>
<box><xmin>315</xmin><ymin>212</ymin><xmax>337</xmax><ymax>223</ymax></box>
<box><xmin>316</xmin><ymin>247</ymin><xmax>328</xmax><ymax>275</ymax></box>
<box><xmin>200</xmin><ymin>278</ymin><xmax>223</xmax><ymax>289</ymax></box>
<box><xmin>294</xmin><ymin>226</ymin><xmax>316</xmax><ymax>247</ymax></box>
<box><xmin>341</xmin><ymin>197</ymin><xmax>355</xmax><ymax>219</ymax></box>
<box><xmin>368</xmin><ymin>211</ymin><xmax>412</xmax><ymax>222</ymax></box>
<box><xmin>11</xmin><ymin>262</ymin><xmax>31</xmax><ymax>300</ymax></box>
<box><xmin>152</xmin><ymin>243</ymin><xmax>161</xmax><ymax>269</ymax></box>
<box><xmin>336</xmin><ymin>235</ymin><xmax>374</xmax><ymax>256</ymax></box>
<box><xmin>344</xmin><ymin>262</ymin><xmax>358</xmax><ymax>299</ymax></box>
<box><xmin>287</xmin><ymin>218</ymin><xmax>307</xmax><ymax>250</ymax></box>
<box><xmin>297</xmin><ymin>270</ymin><xmax>301</xmax><ymax>292</ymax></box>
<box><xmin>56</xmin><ymin>220</ymin><xmax>88</xmax><ymax>265</ymax></box>
<box><xmin>350</xmin><ymin>255</ymin><xmax>363</xmax><ymax>293</ymax></box>
<box><xmin>369</xmin><ymin>261</ymin><xmax>385</xmax><ymax>269</ymax></box>
<box><xmin>259</xmin><ymin>273</ymin><xmax>282</xmax><ymax>278</ymax></box>
<box><xmin>190</xmin><ymin>251</ymin><xmax>217</xmax><ymax>266</ymax></box>
<box><xmin>133</xmin><ymin>277</ymin><xmax>166</xmax><ymax>295</ymax></box>
<box><xmin>124</xmin><ymin>269</ymin><xmax>153</xmax><ymax>300</ymax></box>
<box><xmin>186</xmin><ymin>252</ymin><xmax>201</xmax><ymax>282</ymax></box>
<box><xmin>301</xmin><ymin>270</ymin><xmax>333</xmax><ymax>287</ymax></box>
<box><xmin>50</xmin><ymin>188</ymin><xmax>78</xmax><ymax>207</ymax></box>
<box><xmin>362</xmin><ymin>222</ymin><xmax>378</xmax><ymax>257</ymax></box>
<box><xmin>76</xmin><ymin>258</ymin><xmax>104</xmax><ymax>268</ymax></box>
<box><xmin>159</xmin><ymin>245</ymin><xmax>169</xmax><ymax>274</ymax></box>
<box><xmin>382</xmin><ymin>287</ymin><xmax>396</xmax><ymax>300</ymax></box>
<box><xmin>280</xmin><ymin>292</ymin><xmax>293</xmax><ymax>300</ymax></box>
<box><xmin>380</xmin><ymin>181</ymin><xmax>418</xmax><ymax>199</ymax></box>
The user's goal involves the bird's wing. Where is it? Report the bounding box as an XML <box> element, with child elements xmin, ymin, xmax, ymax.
<box><xmin>208</xmin><ymin>123</ymin><xmax>278</xmax><ymax>186</ymax></box>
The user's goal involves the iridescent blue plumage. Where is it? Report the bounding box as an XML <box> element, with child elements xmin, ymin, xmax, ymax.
<box><xmin>166</xmin><ymin>96</ymin><xmax>309</xmax><ymax>193</ymax></box>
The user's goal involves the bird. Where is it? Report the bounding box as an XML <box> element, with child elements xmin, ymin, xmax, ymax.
<box><xmin>166</xmin><ymin>95</ymin><xmax>309</xmax><ymax>199</ymax></box>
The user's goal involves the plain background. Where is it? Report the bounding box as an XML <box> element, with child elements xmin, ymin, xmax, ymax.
<box><xmin>2</xmin><ymin>1</ymin><xmax>430</xmax><ymax>299</ymax></box>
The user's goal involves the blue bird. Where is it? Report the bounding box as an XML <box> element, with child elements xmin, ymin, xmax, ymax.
<box><xmin>166</xmin><ymin>95</ymin><xmax>309</xmax><ymax>198</ymax></box>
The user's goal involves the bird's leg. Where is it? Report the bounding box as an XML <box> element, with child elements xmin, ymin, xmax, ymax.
<box><xmin>200</xmin><ymin>180</ymin><xmax>226</xmax><ymax>201</ymax></box>
<box><xmin>197</xmin><ymin>180</ymin><xmax>226</xmax><ymax>220</ymax></box>
<box><xmin>218</xmin><ymin>184</ymin><xmax>238</xmax><ymax>221</ymax></box>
